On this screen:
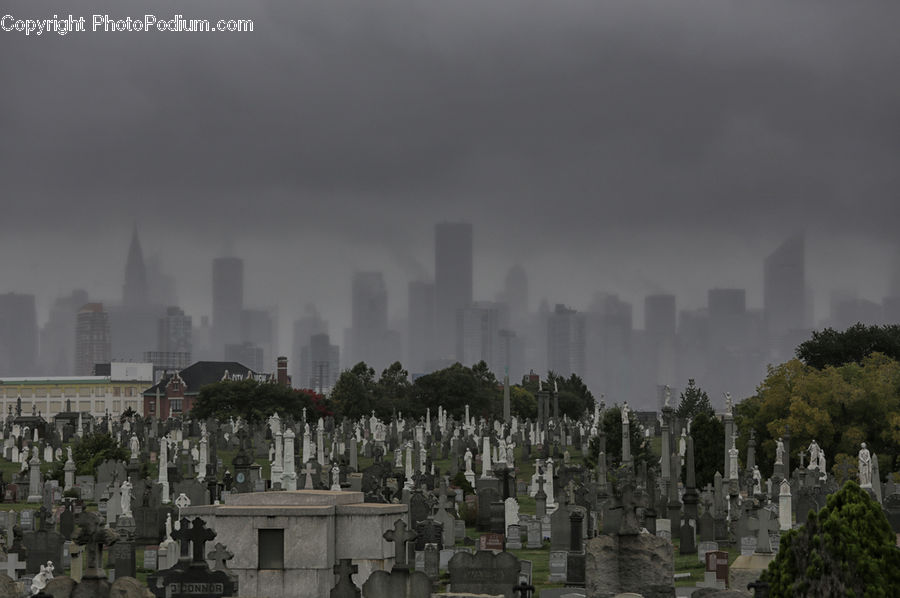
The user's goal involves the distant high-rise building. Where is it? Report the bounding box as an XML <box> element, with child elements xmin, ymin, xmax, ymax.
<box><xmin>0</xmin><ymin>293</ymin><xmax>38</xmax><ymax>376</ymax></box>
<box><xmin>192</xmin><ymin>316</ymin><xmax>214</xmax><ymax>362</ymax></box>
<box><xmin>435</xmin><ymin>222</ymin><xmax>473</xmax><ymax>358</ymax></box>
<box><xmin>293</xmin><ymin>304</ymin><xmax>328</xmax><ymax>384</ymax></box>
<box><xmin>242</xmin><ymin>307</ymin><xmax>277</xmax><ymax>369</ymax></box>
<box><xmin>407</xmin><ymin>281</ymin><xmax>435</xmax><ymax>375</ymax></box>
<box><xmin>301</xmin><ymin>333</ymin><xmax>340</xmax><ymax>393</ymax></box>
<box><xmin>456</xmin><ymin>301</ymin><xmax>508</xmax><ymax>373</ymax></box>
<box><xmin>146</xmin><ymin>306</ymin><xmax>193</xmax><ymax>370</ymax></box>
<box><xmin>348</xmin><ymin>271</ymin><xmax>399</xmax><ymax>372</ymax></box>
<box><xmin>212</xmin><ymin>256</ymin><xmax>244</xmax><ymax>357</ymax></box>
<box><xmin>123</xmin><ymin>225</ymin><xmax>148</xmax><ymax>307</ymax></box>
<box><xmin>884</xmin><ymin>296</ymin><xmax>900</xmax><ymax>325</ymax></box>
<box><xmin>39</xmin><ymin>289</ymin><xmax>89</xmax><ymax>375</ymax></box>
<box><xmin>585</xmin><ymin>294</ymin><xmax>632</xmax><ymax>403</ymax></box>
<box><xmin>644</xmin><ymin>294</ymin><xmax>676</xmax><ymax>395</ymax></box>
<box><xmin>829</xmin><ymin>295</ymin><xmax>882</xmax><ymax>329</ymax></box>
<box><xmin>764</xmin><ymin>236</ymin><xmax>807</xmax><ymax>349</ymax></box>
<box><xmin>499</xmin><ymin>265</ymin><xmax>529</xmax><ymax>319</ymax></box>
<box><xmin>547</xmin><ymin>304</ymin><xmax>586</xmax><ymax>378</ymax></box>
<box><xmin>76</xmin><ymin>303</ymin><xmax>111</xmax><ymax>375</ymax></box>
<box><xmin>145</xmin><ymin>254</ymin><xmax>178</xmax><ymax>307</ymax></box>
<box><xmin>225</xmin><ymin>341</ymin><xmax>264</xmax><ymax>373</ymax></box>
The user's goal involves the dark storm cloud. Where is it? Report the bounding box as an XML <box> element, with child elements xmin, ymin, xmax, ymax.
<box><xmin>2</xmin><ymin>0</ymin><xmax>899</xmax><ymax>328</ymax></box>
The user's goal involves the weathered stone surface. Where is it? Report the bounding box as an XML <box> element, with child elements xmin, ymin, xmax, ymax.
<box><xmin>43</xmin><ymin>575</ymin><xmax>78</xmax><ymax>598</ymax></box>
<box><xmin>728</xmin><ymin>554</ymin><xmax>774</xmax><ymax>595</ymax></box>
<box><xmin>0</xmin><ymin>574</ymin><xmax>16</xmax><ymax>598</ymax></box>
<box><xmin>110</xmin><ymin>575</ymin><xmax>154</xmax><ymax>598</ymax></box>
<box><xmin>584</xmin><ymin>533</ymin><xmax>675</xmax><ymax>598</ymax></box>
<box><xmin>690</xmin><ymin>590</ymin><xmax>749</xmax><ymax>598</ymax></box>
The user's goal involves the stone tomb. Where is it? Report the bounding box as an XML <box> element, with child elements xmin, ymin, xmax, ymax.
<box><xmin>447</xmin><ymin>549</ymin><xmax>521</xmax><ymax>598</ymax></box>
<box><xmin>183</xmin><ymin>490</ymin><xmax>406</xmax><ymax>598</ymax></box>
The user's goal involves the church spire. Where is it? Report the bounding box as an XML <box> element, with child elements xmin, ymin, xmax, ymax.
<box><xmin>123</xmin><ymin>223</ymin><xmax>148</xmax><ymax>306</ymax></box>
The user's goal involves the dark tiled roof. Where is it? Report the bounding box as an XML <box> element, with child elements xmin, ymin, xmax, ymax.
<box><xmin>142</xmin><ymin>361</ymin><xmax>260</xmax><ymax>397</ymax></box>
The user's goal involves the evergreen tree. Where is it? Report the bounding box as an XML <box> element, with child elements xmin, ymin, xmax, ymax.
<box><xmin>675</xmin><ymin>379</ymin><xmax>713</xmax><ymax>421</ymax></box>
<box><xmin>762</xmin><ymin>481</ymin><xmax>900</xmax><ymax>598</ymax></box>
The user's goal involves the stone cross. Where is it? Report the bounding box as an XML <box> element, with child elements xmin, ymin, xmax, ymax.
<box><xmin>173</xmin><ymin>517</ymin><xmax>216</xmax><ymax>565</ymax></box>
<box><xmin>382</xmin><ymin>519</ymin><xmax>417</xmax><ymax>569</ymax></box>
<box><xmin>207</xmin><ymin>542</ymin><xmax>233</xmax><ymax>571</ymax></box>
<box><xmin>611</xmin><ymin>479</ymin><xmax>647</xmax><ymax>535</ymax></box>
<box><xmin>0</xmin><ymin>552</ymin><xmax>26</xmax><ymax>579</ymax></box>
<box><xmin>747</xmin><ymin>508</ymin><xmax>778</xmax><ymax>554</ymax></box>
<box><xmin>302</xmin><ymin>462</ymin><xmax>316</xmax><ymax>489</ymax></box>
<box><xmin>331</xmin><ymin>558</ymin><xmax>360</xmax><ymax>598</ymax></box>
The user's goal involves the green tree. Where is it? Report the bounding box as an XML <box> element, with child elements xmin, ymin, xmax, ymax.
<box><xmin>376</xmin><ymin>361</ymin><xmax>412</xmax><ymax>416</ymax></box>
<box><xmin>675</xmin><ymin>379</ymin><xmax>713</xmax><ymax>421</ymax></box>
<box><xmin>586</xmin><ymin>406</ymin><xmax>652</xmax><ymax>473</ymax></box>
<box><xmin>761</xmin><ymin>481</ymin><xmax>900</xmax><ymax>597</ymax></box>
<box><xmin>735</xmin><ymin>353</ymin><xmax>900</xmax><ymax>478</ymax></box>
<box><xmin>796</xmin><ymin>323</ymin><xmax>900</xmax><ymax>369</ymax></box>
<box><xmin>330</xmin><ymin>362</ymin><xmax>378</xmax><ymax>419</ymax></box>
<box><xmin>190</xmin><ymin>379</ymin><xmax>327</xmax><ymax>425</ymax></box>
<box><xmin>689</xmin><ymin>410</ymin><xmax>725</xmax><ymax>488</ymax></box>
<box><xmin>521</xmin><ymin>372</ymin><xmax>594</xmax><ymax>419</ymax></box>
<box><xmin>72</xmin><ymin>433</ymin><xmax>129</xmax><ymax>476</ymax></box>
<box><xmin>410</xmin><ymin>362</ymin><xmax>500</xmax><ymax>419</ymax></box>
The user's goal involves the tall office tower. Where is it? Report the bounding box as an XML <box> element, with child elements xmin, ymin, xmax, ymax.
<box><xmin>456</xmin><ymin>301</ymin><xmax>507</xmax><ymax>373</ymax></box>
<box><xmin>585</xmin><ymin>294</ymin><xmax>632</xmax><ymax>404</ymax></box>
<box><xmin>293</xmin><ymin>304</ymin><xmax>328</xmax><ymax>384</ymax></box>
<box><xmin>40</xmin><ymin>289</ymin><xmax>89</xmax><ymax>375</ymax></box>
<box><xmin>75</xmin><ymin>303</ymin><xmax>111</xmax><ymax>375</ymax></box>
<box><xmin>147</xmin><ymin>306</ymin><xmax>193</xmax><ymax>370</ymax></box>
<box><xmin>499</xmin><ymin>265</ymin><xmax>529</xmax><ymax>320</ymax></box>
<box><xmin>435</xmin><ymin>222</ymin><xmax>473</xmax><ymax>358</ymax></box>
<box><xmin>0</xmin><ymin>293</ymin><xmax>38</xmax><ymax>376</ymax></box>
<box><xmin>829</xmin><ymin>294</ymin><xmax>883</xmax><ymax>329</ymax></box>
<box><xmin>547</xmin><ymin>304</ymin><xmax>586</xmax><ymax>379</ymax></box>
<box><xmin>676</xmin><ymin>307</ymin><xmax>710</xmax><ymax>397</ymax></box>
<box><xmin>242</xmin><ymin>308</ymin><xmax>277</xmax><ymax>369</ymax></box>
<box><xmin>301</xmin><ymin>333</ymin><xmax>340</xmax><ymax>393</ymax></box>
<box><xmin>225</xmin><ymin>341</ymin><xmax>264</xmax><ymax>373</ymax></box>
<box><xmin>764</xmin><ymin>236</ymin><xmax>807</xmax><ymax>358</ymax></box>
<box><xmin>348</xmin><ymin>271</ymin><xmax>397</xmax><ymax>372</ymax></box>
<box><xmin>706</xmin><ymin>288</ymin><xmax>752</xmax><ymax>401</ymax></box>
<box><xmin>407</xmin><ymin>281</ymin><xmax>435</xmax><ymax>375</ymax></box>
<box><xmin>212</xmin><ymin>256</ymin><xmax>244</xmax><ymax>357</ymax></box>
<box><xmin>145</xmin><ymin>254</ymin><xmax>178</xmax><ymax>307</ymax></box>
<box><xmin>122</xmin><ymin>225</ymin><xmax>148</xmax><ymax>307</ymax></box>
<box><xmin>644</xmin><ymin>293</ymin><xmax>676</xmax><ymax>395</ymax></box>
<box><xmin>496</xmin><ymin>328</ymin><xmax>525</xmax><ymax>380</ymax></box>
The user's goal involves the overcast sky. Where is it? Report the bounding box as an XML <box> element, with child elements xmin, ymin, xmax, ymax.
<box><xmin>2</xmin><ymin>0</ymin><xmax>899</xmax><ymax>347</ymax></box>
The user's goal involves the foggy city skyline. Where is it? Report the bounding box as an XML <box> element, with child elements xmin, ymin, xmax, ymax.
<box><xmin>4</xmin><ymin>0</ymin><xmax>900</xmax><ymax>409</ymax></box>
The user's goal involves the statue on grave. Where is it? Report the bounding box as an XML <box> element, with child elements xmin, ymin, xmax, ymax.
<box><xmin>374</xmin><ymin>423</ymin><xmax>385</xmax><ymax>442</ymax></box>
<box><xmin>31</xmin><ymin>561</ymin><xmax>54</xmax><ymax>594</ymax></box>
<box><xmin>120</xmin><ymin>480</ymin><xmax>133</xmax><ymax>518</ymax></box>
<box><xmin>621</xmin><ymin>402</ymin><xmax>630</xmax><ymax>424</ymax></box>
<box><xmin>807</xmin><ymin>440</ymin><xmax>820</xmax><ymax>470</ymax></box>
<box><xmin>664</xmin><ymin>385</ymin><xmax>671</xmax><ymax>408</ymax></box>
<box><xmin>129</xmin><ymin>434</ymin><xmax>140</xmax><ymax>461</ymax></box>
<box><xmin>775</xmin><ymin>437</ymin><xmax>784</xmax><ymax>465</ymax></box>
<box><xmin>464</xmin><ymin>449</ymin><xmax>473</xmax><ymax>473</ymax></box>
<box><xmin>752</xmin><ymin>466</ymin><xmax>762</xmax><ymax>495</ymax></box>
<box><xmin>858</xmin><ymin>442</ymin><xmax>872</xmax><ymax>487</ymax></box>
<box><xmin>724</xmin><ymin>392</ymin><xmax>733</xmax><ymax>415</ymax></box>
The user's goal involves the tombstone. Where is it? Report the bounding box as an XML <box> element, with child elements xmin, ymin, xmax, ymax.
<box><xmin>59</xmin><ymin>502</ymin><xmax>75</xmax><ymax>540</ymax></box>
<box><xmin>697</xmin><ymin>540</ymin><xmax>719</xmax><ymax>563</ymax></box>
<box><xmin>550</xmin><ymin>507</ymin><xmax>571</xmax><ymax>551</ymax></box>
<box><xmin>423</xmin><ymin>543</ymin><xmax>439</xmax><ymax>581</ymax></box>
<box><xmin>147</xmin><ymin>517</ymin><xmax>238</xmax><ymax>598</ymax></box>
<box><xmin>702</xmin><ymin>550</ymin><xmax>729</xmax><ymax>590</ymax></box>
<box><xmin>525</xmin><ymin>518</ymin><xmax>542</xmax><ymax>549</ymax></box>
<box><xmin>548</xmin><ymin>550</ymin><xmax>568</xmax><ymax>583</ymax></box>
<box><xmin>478</xmin><ymin>533</ymin><xmax>504</xmax><ymax>552</ymax></box>
<box><xmin>143</xmin><ymin>546</ymin><xmax>159</xmax><ymax>571</ymax></box>
<box><xmin>414</xmin><ymin>518</ymin><xmax>444</xmax><ymax>552</ymax></box>
<box><xmin>23</xmin><ymin>507</ymin><xmax>64</xmax><ymax>575</ymax></box>
<box><xmin>506</xmin><ymin>524</ymin><xmax>522</xmax><ymax>550</ymax></box>
<box><xmin>447</xmin><ymin>550</ymin><xmax>521</xmax><ymax>598</ymax></box>
<box><xmin>110</xmin><ymin>538</ymin><xmax>136</xmax><ymax>579</ymax></box>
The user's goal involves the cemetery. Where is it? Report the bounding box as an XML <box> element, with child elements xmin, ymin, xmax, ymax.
<box><xmin>0</xmin><ymin>365</ymin><xmax>895</xmax><ymax>598</ymax></box>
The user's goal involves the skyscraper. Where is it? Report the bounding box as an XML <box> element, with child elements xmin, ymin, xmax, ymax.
<box><xmin>122</xmin><ymin>225</ymin><xmax>148</xmax><ymax>307</ymax></box>
<box><xmin>456</xmin><ymin>301</ymin><xmax>507</xmax><ymax>373</ymax></box>
<box><xmin>407</xmin><ymin>281</ymin><xmax>435</xmax><ymax>374</ymax></box>
<box><xmin>301</xmin><ymin>333</ymin><xmax>340</xmax><ymax>393</ymax></box>
<box><xmin>0</xmin><ymin>293</ymin><xmax>38</xmax><ymax>376</ymax></box>
<box><xmin>547</xmin><ymin>304</ymin><xmax>586</xmax><ymax>378</ymax></box>
<box><xmin>347</xmin><ymin>271</ymin><xmax>401</xmax><ymax>372</ymax></box>
<box><xmin>40</xmin><ymin>289</ymin><xmax>89</xmax><ymax>375</ymax></box>
<box><xmin>435</xmin><ymin>222</ymin><xmax>473</xmax><ymax>359</ymax></box>
<box><xmin>146</xmin><ymin>306</ymin><xmax>193</xmax><ymax>370</ymax></box>
<box><xmin>293</xmin><ymin>304</ymin><xmax>328</xmax><ymax>385</ymax></box>
<box><xmin>75</xmin><ymin>303</ymin><xmax>110</xmax><ymax>375</ymax></box>
<box><xmin>644</xmin><ymin>293</ymin><xmax>676</xmax><ymax>397</ymax></box>
<box><xmin>212</xmin><ymin>256</ymin><xmax>244</xmax><ymax>357</ymax></box>
<box><xmin>764</xmin><ymin>236</ymin><xmax>806</xmax><ymax>340</ymax></box>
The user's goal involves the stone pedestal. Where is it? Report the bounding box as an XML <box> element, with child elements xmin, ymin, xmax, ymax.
<box><xmin>729</xmin><ymin>553</ymin><xmax>775</xmax><ymax>592</ymax></box>
<box><xmin>585</xmin><ymin>533</ymin><xmax>675</xmax><ymax>598</ymax></box>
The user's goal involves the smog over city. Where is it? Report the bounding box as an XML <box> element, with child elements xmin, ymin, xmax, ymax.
<box><xmin>3</xmin><ymin>0</ymin><xmax>900</xmax><ymax>409</ymax></box>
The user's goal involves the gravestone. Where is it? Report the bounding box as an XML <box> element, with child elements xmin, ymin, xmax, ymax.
<box><xmin>549</xmin><ymin>550</ymin><xmax>568</xmax><ymax>583</ymax></box>
<box><xmin>110</xmin><ymin>537</ymin><xmax>136</xmax><ymax>579</ymax></box>
<box><xmin>478</xmin><ymin>533</ymin><xmax>504</xmax><ymax>552</ymax></box>
<box><xmin>143</xmin><ymin>546</ymin><xmax>159</xmax><ymax>571</ymax></box>
<box><xmin>23</xmin><ymin>507</ymin><xmax>64</xmax><ymax>575</ymax></box>
<box><xmin>506</xmin><ymin>524</ymin><xmax>522</xmax><ymax>550</ymax></box>
<box><xmin>525</xmin><ymin>518</ymin><xmax>542</xmax><ymax>549</ymax></box>
<box><xmin>147</xmin><ymin>517</ymin><xmax>238</xmax><ymax>598</ymax></box>
<box><xmin>447</xmin><ymin>549</ymin><xmax>521</xmax><ymax>598</ymax></box>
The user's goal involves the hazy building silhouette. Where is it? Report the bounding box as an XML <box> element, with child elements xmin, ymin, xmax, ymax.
<box><xmin>145</xmin><ymin>306</ymin><xmax>193</xmax><ymax>370</ymax></box>
<box><xmin>547</xmin><ymin>303</ymin><xmax>586</xmax><ymax>378</ymax></box>
<box><xmin>644</xmin><ymin>293</ymin><xmax>676</xmax><ymax>397</ymax></box>
<box><xmin>457</xmin><ymin>301</ymin><xmax>508</xmax><ymax>374</ymax></box>
<box><xmin>585</xmin><ymin>294</ymin><xmax>632</xmax><ymax>403</ymax></box>
<box><xmin>764</xmin><ymin>236</ymin><xmax>808</xmax><ymax>359</ymax></box>
<box><xmin>76</xmin><ymin>302</ymin><xmax>111</xmax><ymax>375</ymax></box>
<box><xmin>301</xmin><ymin>332</ymin><xmax>340</xmax><ymax>393</ymax></box>
<box><xmin>225</xmin><ymin>341</ymin><xmax>264</xmax><ymax>372</ymax></box>
<box><xmin>122</xmin><ymin>225</ymin><xmax>148</xmax><ymax>307</ymax></box>
<box><xmin>145</xmin><ymin>254</ymin><xmax>178</xmax><ymax>307</ymax></box>
<box><xmin>212</xmin><ymin>256</ymin><xmax>244</xmax><ymax>357</ymax></box>
<box><xmin>293</xmin><ymin>304</ymin><xmax>328</xmax><ymax>384</ymax></box>
<box><xmin>499</xmin><ymin>265</ymin><xmax>529</xmax><ymax>319</ymax></box>
<box><xmin>347</xmin><ymin>271</ymin><xmax>399</xmax><ymax>372</ymax></box>
<box><xmin>39</xmin><ymin>289</ymin><xmax>89</xmax><ymax>375</ymax></box>
<box><xmin>435</xmin><ymin>222</ymin><xmax>473</xmax><ymax>359</ymax></box>
<box><xmin>0</xmin><ymin>293</ymin><xmax>38</xmax><ymax>376</ymax></box>
<box><xmin>829</xmin><ymin>293</ymin><xmax>882</xmax><ymax>329</ymax></box>
<box><xmin>407</xmin><ymin>281</ymin><xmax>435</xmax><ymax>375</ymax></box>
<box><xmin>242</xmin><ymin>307</ymin><xmax>277</xmax><ymax>369</ymax></box>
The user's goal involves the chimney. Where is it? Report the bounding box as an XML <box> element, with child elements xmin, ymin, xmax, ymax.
<box><xmin>277</xmin><ymin>356</ymin><xmax>289</xmax><ymax>386</ymax></box>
